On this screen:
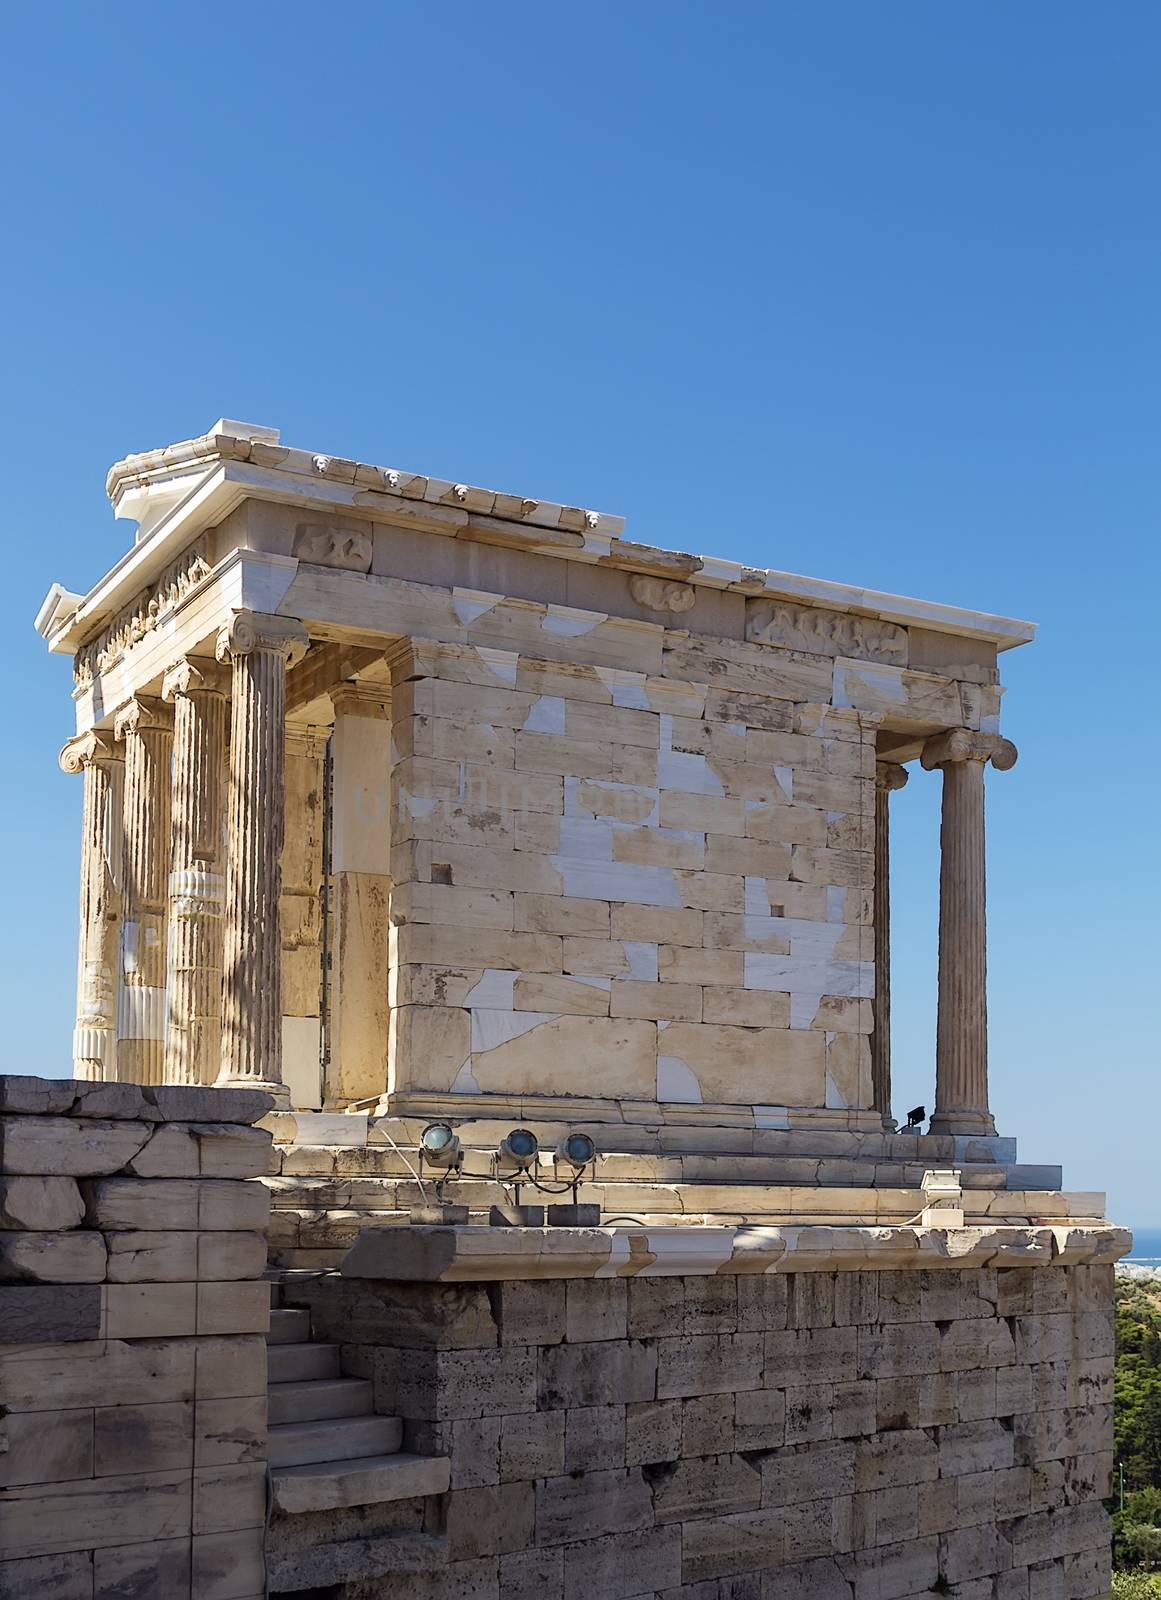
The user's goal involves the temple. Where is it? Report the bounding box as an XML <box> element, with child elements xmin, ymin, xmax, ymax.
<box><xmin>16</xmin><ymin>419</ymin><xmax>1124</xmax><ymax>1600</ymax></box>
<box><xmin>42</xmin><ymin>419</ymin><xmax>1028</xmax><ymax>1141</ymax></box>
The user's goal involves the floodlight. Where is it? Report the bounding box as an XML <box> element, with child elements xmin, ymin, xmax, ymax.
<box><xmin>420</xmin><ymin>1123</ymin><xmax>461</xmax><ymax>1170</ymax></box>
<box><xmin>555</xmin><ymin>1132</ymin><xmax>596</xmax><ymax>1172</ymax></box>
<box><xmin>920</xmin><ymin>1168</ymin><xmax>964</xmax><ymax>1229</ymax></box>
<box><xmin>497</xmin><ymin>1128</ymin><xmax>539</xmax><ymax>1173</ymax></box>
<box><xmin>904</xmin><ymin>1105</ymin><xmax>926</xmax><ymax>1132</ymax></box>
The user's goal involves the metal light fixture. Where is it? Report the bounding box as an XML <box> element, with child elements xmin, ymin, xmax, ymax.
<box><xmin>420</xmin><ymin>1122</ymin><xmax>462</xmax><ymax>1171</ymax></box>
<box><xmin>554</xmin><ymin>1132</ymin><xmax>596</xmax><ymax>1173</ymax></box>
<box><xmin>920</xmin><ymin>1168</ymin><xmax>964</xmax><ymax>1229</ymax></box>
<box><xmin>497</xmin><ymin>1128</ymin><xmax>539</xmax><ymax>1173</ymax></box>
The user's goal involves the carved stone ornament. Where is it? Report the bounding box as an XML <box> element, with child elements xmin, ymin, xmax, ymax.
<box><xmin>874</xmin><ymin>761</ymin><xmax>910</xmax><ymax>793</ymax></box>
<box><xmin>921</xmin><ymin>729</ymin><xmax>1018</xmax><ymax>772</ymax></box>
<box><xmin>628</xmin><ymin>574</ymin><xmax>697</xmax><ymax>614</ymax></box>
<box><xmin>745</xmin><ymin>599</ymin><xmax>908</xmax><ymax>666</ymax></box>
<box><xmin>161</xmin><ymin>656</ymin><xmax>230</xmax><ymax>701</ymax></box>
<box><xmin>291</xmin><ymin>522</ymin><xmax>372</xmax><ymax>575</ymax></box>
<box><xmin>59</xmin><ymin>730</ymin><xmax>120</xmax><ymax>775</ymax></box>
<box><xmin>216</xmin><ymin>612</ymin><xmax>310</xmax><ymax>667</ymax></box>
<box><xmin>73</xmin><ymin>541</ymin><xmax>212</xmax><ymax>686</ymax></box>
<box><xmin>114</xmin><ymin>696</ymin><xmax>174</xmax><ymax>742</ymax></box>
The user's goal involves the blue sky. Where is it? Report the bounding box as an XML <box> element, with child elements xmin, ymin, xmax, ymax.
<box><xmin>2</xmin><ymin>4</ymin><xmax>1157</xmax><ymax>1221</ymax></box>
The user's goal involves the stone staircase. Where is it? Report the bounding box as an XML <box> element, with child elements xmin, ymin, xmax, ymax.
<box><xmin>265</xmin><ymin>1286</ymin><xmax>450</xmax><ymax>1516</ymax></box>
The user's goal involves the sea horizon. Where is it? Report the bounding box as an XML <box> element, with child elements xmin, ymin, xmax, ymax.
<box><xmin>1124</xmin><ymin>1226</ymin><xmax>1161</xmax><ymax>1264</ymax></box>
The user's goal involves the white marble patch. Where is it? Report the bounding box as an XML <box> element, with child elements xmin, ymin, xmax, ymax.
<box><xmin>744</xmin><ymin>876</ymin><xmax>770</xmax><ymax>919</ymax></box>
<box><xmin>774</xmin><ymin>766</ymin><xmax>794</xmax><ymax>799</ymax></box>
<box><xmin>451</xmin><ymin>1058</ymin><xmax>482</xmax><ymax>1094</ymax></box>
<box><xmin>596</xmin><ymin>667</ymin><xmax>651</xmax><ymax>710</ymax></box>
<box><xmin>464</xmin><ymin>969</ymin><xmax>517</xmax><ymax>1009</ymax></box>
<box><xmin>476</xmin><ymin>646</ymin><xmax>519</xmax><ymax>687</ymax></box>
<box><xmin>470</xmin><ymin>1009</ymin><xmax>557</xmax><ymax>1053</ymax></box>
<box><xmin>523</xmin><ymin>695</ymin><xmax>567</xmax><ymax>734</ymax></box>
<box><xmin>543</xmin><ymin>605</ymin><xmax>602</xmax><ymax>637</ymax></box>
<box><xmin>825</xmin><ymin>1072</ymin><xmax>848</xmax><ymax>1109</ymax></box>
<box><xmin>658</xmin><ymin>715</ymin><xmax>725</xmax><ymax>795</ymax></box>
<box><xmin>453</xmin><ymin>588</ymin><xmax>501</xmax><ymax>627</ymax></box>
<box><xmin>658</xmin><ymin>1055</ymin><xmax>703</xmax><ymax>1103</ymax></box>
<box><xmin>623</xmin><ymin>941</ymin><xmax>659</xmax><ymax>982</ymax></box>
<box><xmin>826</xmin><ymin>887</ymin><xmax>848</xmax><ymax>924</ymax></box>
<box><xmin>754</xmin><ymin>1105</ymin><xmax>791</xmax><ymax>1129</ymax></box>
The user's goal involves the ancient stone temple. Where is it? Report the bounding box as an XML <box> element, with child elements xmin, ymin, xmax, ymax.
<box><xmin>12</xmin><ymin>417</ymin><xmax>1124</xmax><ymax>1600</ymax></box>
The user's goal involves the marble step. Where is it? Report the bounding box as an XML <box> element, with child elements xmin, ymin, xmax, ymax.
<box><xmin>268</xmin><ymin>1307</ymin><xmax>311</xmax><ymax>1344</ymax></box>
<box><xmin>270</xmin><ymin>1452</ymin><xmax>452</xmax><ymax>1516</ymax></box>
<box><xmin>269</xmin><ymin>1377</ymin><xmax>374</xmax><ymax>1426</ymax></box>
<box><xmin>269</xmin><ymin>1414</ymin><xmax>403</xmax><ymax>1468</ymax></box>
<box><xmin>268</xmin><ymin>1342</ymin><xmax>341</xmax><ymax>1384</ymax></box>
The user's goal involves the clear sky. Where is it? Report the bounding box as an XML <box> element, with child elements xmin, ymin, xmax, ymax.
<box><xmin>2</xmin><ymin>4</ymin><xmax>1157</xmax><ymax>1222</ymax></box>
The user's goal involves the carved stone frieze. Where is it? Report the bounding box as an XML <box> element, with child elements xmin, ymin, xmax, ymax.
<box><xmin>73</xmin><ymin>541</ymin><xmax>212</xmax><ymax>685</ymax></box>
<box><xmin>745</xmin><ymin>599</ymin><xmax>908</xmax><ymax>666</ymax></box>
<box><xmin>292</xmin><ymin>522</ymin><xmax>372</xmax><ymax>574</ymax></box>
<box><xmin>628</xmin><ymin>574</ymin><xmax>697</xmax><ymax>613</ymax></box>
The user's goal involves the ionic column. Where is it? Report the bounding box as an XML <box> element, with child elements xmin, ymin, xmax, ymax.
<box><xmin>871</xmin><ymin>761</ymin><xmax>908</xmax><ymax>1130</ymax></box>
<box><xmin>162</xmin><ymin>657</ymin><xmax>229</xmax><ymax>1085</ymax></box>
<box><xmin>215</xmin><ymin>613</ymin><xmax>309</xmax><ymax>1098</ymax></box>
<box><xmin>115</xmin><ymin>696</ymin><xmax>175</xmax><ymax>1085</ymax></box>
<box><xmin>60</xmin><ymin>732</ymin><xmax>124</xmax><ymax>1081</ymax></box>
<box><xmin>921</xmin><ymin>729</ymin><xmax>1018</xmax><ymax>1138</ymax></box>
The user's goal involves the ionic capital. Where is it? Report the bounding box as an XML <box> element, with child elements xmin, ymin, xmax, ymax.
<box><xmin>114</xmin><ymin>696</ymin><xmax>174</xmax><ymax>742</ymax></box>
<box><xmin>921</xmin><ymin>729</ymin><xmax>1017</xmax><ymax>773</ymax></box>
<box><xmin>216</xmin><ymin>612</ymin><xmax>309</xmax><ymax>668</ymax></box>
<box><xmin>162</xmin><ymin>655</ymin><xmax>230</xmax><ymax>702</ymax></box>
<box><xmin>874</xmin><ymin>762</ymin><xmax>909</xmax><ymax>794</ymax></box>
<box><xmin>59</xmin><ymin>730</ymin><xmax>121</xmax><ymax>775</ymax></box>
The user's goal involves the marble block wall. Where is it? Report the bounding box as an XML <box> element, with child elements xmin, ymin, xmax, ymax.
<box><xmin>286</xmin><ymin>1256</ymin><xmax>1116</xmax><ymax>1600</ymax></box>
<box><xmin>386</xmin><ymin>635</ymin><xmax>895</xmax><ymax>1120</ymax></box>
<box><xmin>0</xmin><ymin>1075</ymin><xmax>272</xmax><ymax>1600</ymax></box>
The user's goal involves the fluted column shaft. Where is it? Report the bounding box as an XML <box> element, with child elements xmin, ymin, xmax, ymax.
<box><xmin>61</xmin><ymin>733</ymin><xmax>124</xmax><ymax>1080</ymax></box>
<box><xmin>922</xmin><ymin>729</ymin><xmax>1017</xmax><ymax>1138</ymax></box>
<box><xmin>115</xmin><ymin>698</ymin><xmax>174</xmax><ymax>1085</ymax></box>
<box><xmin>216</xmin><ymin>613</ymin><xmax>309</xmax><ymax>1097</ymax></box>
<box><xmin>871</xmin><ymin>762</ymin><xmax>908</xmax><ymax>1129</ymax></box>
<box><xmin>163</xmin><ymin>658</ymin><xmax>229</xmax><ymax>1085</ymax></box>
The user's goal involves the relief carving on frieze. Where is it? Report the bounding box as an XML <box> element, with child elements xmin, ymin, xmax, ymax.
<box><xmin>292</xmin><ymin>522</ymin><xmax>372</xmax><ymax>574</ymax></box>
<box><xmin>73</xmin><ymin>541</ymin><xmax>212</xmax><ymax>685</ymax></box>
<box><xmin>745</xmin><ymin>598</ymin><xmax>908</xmax><ymax>665</ymax></box>
<box><xmin>628</xmin><ymin>574</ymin><xmax>697</xmax><ymax>613</ymax></box>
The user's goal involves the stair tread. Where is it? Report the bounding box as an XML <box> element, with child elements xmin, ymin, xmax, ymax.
<box><xmin>269</xmin><ymin>1413</ymin><xmax>402</xmax><ymax>1467</ymax></box>
<box><xmin>271</xmin><ymin>1415</ymin><xmax>400</xmax><ymax>1438</ymax></box>
<box><xmin>268</xmin><ymin>1376</ymin><xmax>374</xmax><ymax>1424</ymax></box>
<box><xmin>270</xmin><ymin>1451</ymin><xmax>451</xmax><ymax>1513</ymax></box>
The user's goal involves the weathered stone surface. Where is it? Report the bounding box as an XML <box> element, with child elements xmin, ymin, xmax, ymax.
<box><xmin>83</xmin><ymin>1177</ymin><xmax>269</xmax><ymax>1232</ymax></box>
<box><xmin>0</xmin><ymin>1077</ymin><xmax>78</xmax><ymax>1116</ymax></box>
<box><xmin>0</xmin><ymin>1177</ymin><xmax>85</xmax><ymax>1232</ymax></box>
<box><xmin>0</xmin><ymin>1230</ymin><xmax>107</xmax><ymax>1284</ymax></box>
<box><xmin>0</xmin><ymin>1550</ymin><xmax>94</xmax><ymax>1599</ymax></box>
<box><xmin>536</xmin><ymin>1466</ymin><xmax>653</xmax><ymax>1546</ymax></box>
<box><xmin>125</xmin><ymin>1122</ymin><xmax>272</xmax><ymax>1180</ymax></box>
<box><xmin>0</xmin><ymin>1117</ymin><xmax>150</xmax><ymax>1177</ymax></box>
<box><xmin>141</xmin><ymin>1084</ymin><xmax>273</xmax><ymax>1125</ymax></box>
<box><xmin>0</xmin><ymin>1284</ymin><xmax>102</xmax><ymax>1344</ymax></box>
<box><xmin>539</xmin><ymin>1339</ymin><xmax>657</xmax><ymax>1409</ymax></box>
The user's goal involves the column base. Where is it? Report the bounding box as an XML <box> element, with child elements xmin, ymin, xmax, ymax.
<box><xmin>214</xmin><ymin>1073</ymin><xmax>291</xmax><ymax>1108</ymax></box>
<box><xmin>928</xmin><ymin>1109</ymin><xmax>997</xmax><ymax>1138</ymax></box>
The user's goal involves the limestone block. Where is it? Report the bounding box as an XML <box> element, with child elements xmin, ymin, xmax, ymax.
<box><xmin>196</xmin><ymin>1281</ymin><xmax>269</xmax><ymax>1337</ymax></box>
<box><xmin>0</xmin><ymin>1178</ymin><xmax>85</xmax><ymax>1233</ymax></box>
<box><xmin>83</xmin><ymin>1177</ymin><xmax>269</xmax><ymax>1232</ymax></box>
<box><xmin>469</xmin><ymin>1014</ymin><xmax>657</xmax><ymax>1100</ymax></box>
<box><xmin>126</xmin><ymin>1122</ymin><xmax>272</xmax><ymax>1180</ymax></box>
<box><xmin>94</xmin><ymin>1400</ymin><xmax>193</xmax><ymax>1476</ymax></box>
<box><xmin>788</xmin><ymin>1274</ymin><xmax>835</xmax><ymax>1329</ymax></box>
<box><xmin>142</xmin><ymin>1085</ymin><xmax>273</xmax><ymax>1125</ymax></box>
<box><xmin>447</xmin><ymin>1481</ymin><xmax>535</xmax><ymax>1560</ymax></box>
<box><xmin>105</xmin><ymin>1283</ymin><xmax>197</xmax><ymax>1339</ymax></box>
<box><xmin>0</xmin><ymin>1078</ymin><xmax>75</xmax><ymax>1116</ymax></box>
<box><xmin>561</xmin><ymin>1524</ymin><xmax>681</xmax><ymax>1600</ymax></box>
<box><xmin>191</xmin><ymin>1529</ymin><xmax>266</xmax><ymax>1600</ymax></box>
<box><xmin>535</xmin><ymin>1465</ymin><xmax>652</xmax><ymax>1546</ymax></box>
<box><xmin>564</xmin><ymin>1405</ymin><xmax>625</xmax><ymax>1471</ymax></box>
<box><xmin>500</xmin><ymin>1547</ymin><xmax>563</xmax><ymax>1600</ymax></box>
<box><xmin>853</xmin><ymin>1483</ymin><xmax>920</xmax><ymax>1549</ymax></box>
<box><xmin>0</xmin><ymin>1408</ymin><xmax>94</xmax><ymax>1488</ymax></box>
<box><xmin>103</xmin><ymin>1230</ymin><xmax>195</xmax><ymax>1283</ymax></box>
<box><xmin>656</xmin><ymin>1332</ymin><xmax>763</xmax><ymax>1398</ymax></box>
<box><xmin>565</xmin><ymin>1279</ymin><xmax>627</xmax><ymax>1343</ymax></box>
<box><xmin>680</xmin><ymin>1507</ymin><xmax>785</xmax><ymax>1584</ymax></box>
<box><xmin>0</xmin><ymin>1336</ymin><xmax>194</xmax><ymax>1413</ymax></box>
<box><xmin>650</xmin><ymin>1452</ymin><xmax>762</xmax><ymax>1524</ymax></box>
<box><xmin>0</xmin><ymin>1468</ymin><xmax>191</xmax><ymax>1560</ymax></box>
<box><xmin>858</xmin><ymin>1323</ymin><xmax>940</xmax><ymax>1379</ymax></box>
<box><xmin>0</xmin><ymin>1116</ymin><xmax>149</xmax><ymax>1177</ymax></box>
<box><xmin>765</xmin><ymin>1328</ymin><xmax>858</xmax><ymax>1389</ymax></box>
<box><xmin>0</xmin><ymin>1230</ymin><xmax>106</xmax><ymax>1285</ymax></box>
<box><xmin>838</xmin><ymin>1536</ymin><xmax>939</xmax><ymax>1600</ymax></box>
<box><xmin>194</xmin><ymin>1394</ymin><xmax>267</xmax><ymax>1467</ymax></box>
<box><xmin>0</xmin><ymin>1551</ymin><xmax>93</xmax><ymax>1600</ymax></box>
<box><xmin>539</xmin><ymin>1340</ymin><xmax>657</xmax><ymax>1410</ymax></box>
<box><xmin>939</xmin><ymin>1317</ymin><xmax>1016</xmax><ymax>1372</ymax></box>
<box><xmin>786</xmin><ymin>1384</ymin><xmax>838</xmax><ymax>1445</ymax></box>
<box><xmin>737</xmin><ymin>1274</ymin><xmax>788</xmax><ymax>1333</ymax></box>
<box><xmin>627</xmin><ymin>1275</ymin><xmax>685</xmax><ymax>1338</ymax></box>
<box><xmin>938</xmin><ymin>1418</ymin><xmax>1015</xmax><ymax>1476</ymax></box>
<box><xmin>855</xmin><ymin>1429</ymin><xmax>939</xmax><ymax>1491</ymax></box>
<box><xmin>683</xmin><ymin>1275</ymin><xmax>738</xmax><ymax>1334</ymax></box>
<box><xmin>683</xmin><ymin>1393</ymin><xmax>737</xmax><ymax>1456</ymax></box>
<box><xmin>193</xmin><ymin>1335</ymin><xmax>267</xmax><ymax>1401</ymax></box>
<box><xmin>192</xmin><ymin>1461</ymin><xmax>266</xmax><ymax>1534</ymax></box>
<box><xmin>496</xmin><ymin>1280</ymin><xmax>565</xmax><ymax>1346</ymax></box>
<box><xmin>625</xmin><ymin>1398</ymin><xmax>681</xmax><ymax>1465</ymax></box>
<box><xmin>762</xmin><ymin>1440</ymin><xmax>855</xmax><ymax>1508</ymax></box>
<box><xmin>736</xmin><ymin>1387</ymin><xmax>787</xmax><ymax>1451</ymax></box>
<box><xmin>500</xmin><ymin>1411</ymin><xmax>564</xmax><ymax>1482</ymax></box>
<box><xmin>386</xmin><ymin>1346</ymin><xmax>538</xmax><ymax>1422</ymax></box>
<box><xmin>0</xmin><ymin>1280</ymin><xmax>101</xmax><ymax>1344</ymax></box>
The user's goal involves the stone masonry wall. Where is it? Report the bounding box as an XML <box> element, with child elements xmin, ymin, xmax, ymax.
<box><xmin>289</xmin><ymin>1261</ymin><xmax>1116</xmax><ymax>1600</ymax></box>
<box><xmin>0</xmin><ymin>1075</ymin><xmax>272</xmax><ymax>1600</ymax></box>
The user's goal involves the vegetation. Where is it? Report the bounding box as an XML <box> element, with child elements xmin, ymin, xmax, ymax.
<box><xmin>1114</xmin><ymin>1279</ymin><xmax>1161</xmax><ymax>1574</ymax></box>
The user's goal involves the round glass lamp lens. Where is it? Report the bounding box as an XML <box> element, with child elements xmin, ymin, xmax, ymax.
<box><xmin>507</xmin><ymin>1129</ymin><xmax>537</xmax><ymax>1160</ymax></box>
<box><xmin>423</xmin><ymin>1125</ymin><xmax>454</xmax><ymax>1152</ymax></box>
<box><xmin>565</xmin><ymin>1134</ymin><xmax>594</xmax><ymax>1165</ymax></box>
